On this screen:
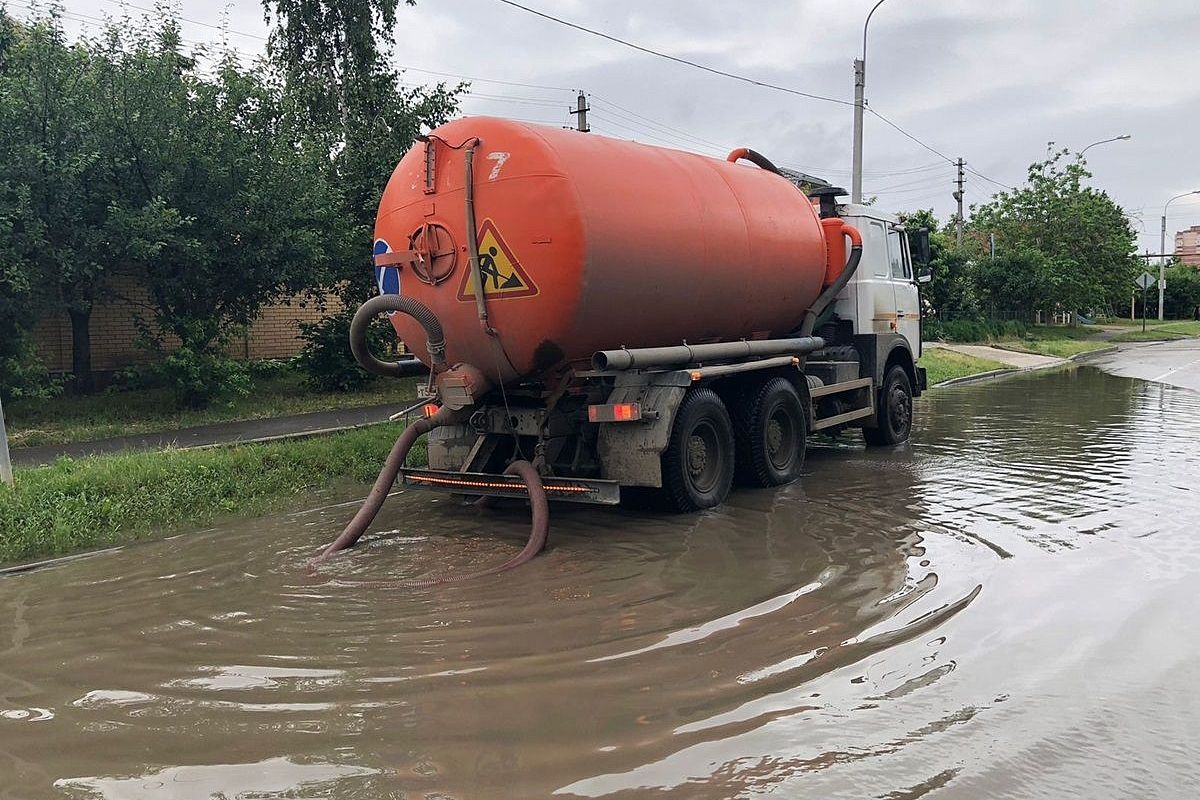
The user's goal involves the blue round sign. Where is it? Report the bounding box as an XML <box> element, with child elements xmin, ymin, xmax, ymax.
<box><xmin>373</xmin><ymin>239</ymin><xmax>400</xmax><ymax>296</ymax></box>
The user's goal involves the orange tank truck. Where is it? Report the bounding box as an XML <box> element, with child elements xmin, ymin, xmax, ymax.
<box><xmin>373</xmin><ymin>116</ymin><xmax>829</xmax><ymax>385</ymax></box>
<box><xmin>320</xmin><ymin>116</ymin><xmax>931</xmax><ymax>573</ymax></box>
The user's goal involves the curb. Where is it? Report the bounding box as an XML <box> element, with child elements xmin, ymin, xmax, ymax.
<box><xmin>931</xmin><ymin>357</ymin><xmax>1070</xmax><ymax>389</ymax></box>
<box><xmin>186</xmin><ymin>418</ymin><xmax>398</xmax><ymax>452</ymax></box>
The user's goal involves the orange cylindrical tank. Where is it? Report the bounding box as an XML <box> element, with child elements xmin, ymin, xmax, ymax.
<box><xmin>374</xmin><ymin>117</ymin><xmax>830</xmax><ymax>385</ymax></box>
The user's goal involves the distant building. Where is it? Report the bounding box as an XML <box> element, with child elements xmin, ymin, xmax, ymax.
<box><xmin>1176</xmin><ymin>225</ymin><xmax>1200</xmax><ymax>267</ymax></box>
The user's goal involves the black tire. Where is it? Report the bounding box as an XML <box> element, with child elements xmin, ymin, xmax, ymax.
<box><xmin>731</xmin><ymin>377</ymin><xmax>807</xmax><ymax>487</ymax></box>
<box><xmin>660</xmin><ymin>388</ymin><xmax>736</xmax><ymax>512</ymax></box>
<box><xmin>863</xmin><ymin>364</ymin><xmax>914</xmax><ymax>446</ymax></box>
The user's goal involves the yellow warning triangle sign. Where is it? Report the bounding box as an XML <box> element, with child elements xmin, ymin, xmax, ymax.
<box><xmin>457</xmin><ymin>219</ymin><xmax>539</xmax><ymax>301</ymax></box>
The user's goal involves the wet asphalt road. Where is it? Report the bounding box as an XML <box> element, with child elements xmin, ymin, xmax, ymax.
<box><xmin>1084</xmin><ymin>338</ymin><xmax>1200</xmax><ymax>391</ymax></box>
<box><xmin>1</xmin><ymin>340</ymin><xmax>1199</xmax><ymax>798</ymax></box>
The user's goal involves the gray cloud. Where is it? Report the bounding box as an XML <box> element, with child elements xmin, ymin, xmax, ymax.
<box><xmin>39</xmin><ymin>0</ymin><xmax>1200</xmax><ymax>250</ymax></box>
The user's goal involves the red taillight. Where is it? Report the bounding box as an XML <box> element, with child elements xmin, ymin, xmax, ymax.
<box><xmin>588</xmin><ymin>402</ymin><xmax>642</xmax><ymax>423</ymax></box>
<box><xmin>422</xmin><ymin>403</ymin><xmax>440</xmax><ymax>418</ymax></box>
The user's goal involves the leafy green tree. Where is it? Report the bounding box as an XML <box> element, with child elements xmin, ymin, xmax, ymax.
<box><xmin>0</xmin><ymin>8</ymin><xmax>121</xmax><ymax>391</ymax></box>
<box><xmin>1163</xmin><ymin>262</ymin><xmax>1200</xmax><ymax>319</ymax></box>
<box><xmin>262</xmin><ymin>0</ymin><xmax>462</xmax><ymax>388</ymax></box>
<box><xmin>900</xmin><ymin>208</ymin><xmax>980</xmax><ymax>321</ymax></box>
<box><xmin>969</xmin><ymin>148</ymin><xmax>1137</xmax><ymax>315</ymax></box>
<box><xmin>88</xmin><ymin>19</ymin><xmax>348</xmax><ymax>406</ymax></box>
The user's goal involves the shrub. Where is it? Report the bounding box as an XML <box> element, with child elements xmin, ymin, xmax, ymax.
<box><xmin>154</xmin><ymin>347</ymin><xmax>251</xmax><ymax>409</ymax></box>
<box><xmin>0</xmin><ymin>334</ymin><xmax>60</xmax><ymax>404</ymax></box>
<box><xmin>297</xmin><ymin>307</ymin><xmax>394</xmax><ymax>392</ymax></box>
<box><xmin>924</xmin><ymin>318</ymin><xmax>1028</xmax><ymax>342</ymax></box>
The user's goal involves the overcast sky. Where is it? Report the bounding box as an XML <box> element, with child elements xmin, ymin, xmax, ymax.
<box><xmin>22</xmin><ymin>0</ymin><xmax>1200</xmax><ymax>252</ymax></box>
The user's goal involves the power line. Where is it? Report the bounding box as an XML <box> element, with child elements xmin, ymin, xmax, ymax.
<box><xmin>492</xmin><ymin>0</ymin><xmax>852</xmax><ymax>107</ymax></box>
<box><xmin>396</xmin><ymin>64</ymin><xmax>573</xmax><ymax>93</ymax></box>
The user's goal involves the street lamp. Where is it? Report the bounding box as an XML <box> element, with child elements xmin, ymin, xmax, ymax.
<box><xmin>1160</xmin><ymin>189</ymin><xmax>1200</xmax><ymax>320</ymax></box>
<box><xmin>1078</xmin><ymin>134</ymin><xmax>1131</xmax><ymax>157</ymax></box>
<box><xmin>851</xmin><ymin>0</ymin><xmax>889</xmax><ymax>204</ymax></box>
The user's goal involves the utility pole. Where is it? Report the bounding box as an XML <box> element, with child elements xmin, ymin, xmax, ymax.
<box><xmin>570</xmin><ymin>90</ymin><xmax>590</xmax><ymax>133</ymax></box>
<box><xmin>851</xmin><ymin>57</ymin><xmax>865</xmax><ymax>203</ymax></box>
<box><xmin>0</xmin><ymin>395</ymin><xmax>12</xmax><ymax>488</ymax></box>
<box><xmin>851</xmin><ymin>0</ymin><xmax>889</xmax><ymax>204</ymax></box>
<box><xmin>1160</xmin><ymin>213</ymin><xmax>1167</xmax><ymax>321</ymax></box>
<box><xmin>954</xmin><ymin>158</ymin><xmax>965</xmax><ymax>247</ymax></box>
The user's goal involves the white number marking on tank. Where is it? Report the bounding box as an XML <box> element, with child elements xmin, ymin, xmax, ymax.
<box><xmin>487</xmin><ymin>152</ymin><xmax>510</xmax><ymax>181</ymax></box>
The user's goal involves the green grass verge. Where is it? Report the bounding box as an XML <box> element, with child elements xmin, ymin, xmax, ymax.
<box><xmin>996</xmin><ymin>337</ymin><xmax>1111</xmax><ymax>358</ymax></box>
<box><xmin>920</xmin><ymin>348</ymin><xmax>1011</xmax><ymax>385</ymax></box>
<box><xmin>0</xmin><ymin>423</ymin><xmax>426</xmax><ymax>566</ymax></box>
<box><xmin>6</xmin><ymin>372</ymin><xmax>419</xmax><ymax>449</ymax></box>
<box><xmin>1109</xmin><ymin>321</ymin><xmax>1200</xmax><ymax>342</ymax></box>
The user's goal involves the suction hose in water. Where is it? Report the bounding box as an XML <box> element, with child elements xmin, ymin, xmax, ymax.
<box><xmin>311</xmin><ymin>396</ymin><xmax>550</xmax><ymax>583</ymax></box>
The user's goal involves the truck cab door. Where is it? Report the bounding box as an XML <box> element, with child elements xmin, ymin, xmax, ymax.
<box><xmin>888</xmin><ymin>228</ymin><xmax>921</xmax><ymax>356</ymax></box>
<box><xmin>858</xmin><ymin>219</ymin><xmax>898</xmax><ymax>336</ymax></box>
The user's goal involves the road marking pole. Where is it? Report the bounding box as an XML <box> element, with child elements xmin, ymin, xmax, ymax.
<box><xmin>0</xmin><ymin>395</ymin><xmax>13</xmax><ymax>487</ymax></box>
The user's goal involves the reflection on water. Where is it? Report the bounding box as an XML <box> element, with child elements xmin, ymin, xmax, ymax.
<box><xmin>1</xmin><ymin>365</ymin><xmax>1199</xmax><ymax>798</ymax></box>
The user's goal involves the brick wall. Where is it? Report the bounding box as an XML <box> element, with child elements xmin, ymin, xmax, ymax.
<box><xmin>32</xmin><ymin>274</ymin><xmax>343</xmax><ymax>373</ymax></box>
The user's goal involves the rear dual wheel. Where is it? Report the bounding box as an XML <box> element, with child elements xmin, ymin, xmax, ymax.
<box><xmin>730</xmin><ymin>377</ymin><xmax>807</xmax><ymax>487</ymax></box>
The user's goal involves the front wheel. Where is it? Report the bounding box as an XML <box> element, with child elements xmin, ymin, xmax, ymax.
<box><xmin>863</xmin><ymin>364</ymin><xmax>913</xmax><ymax>447</ymax></box>
<box><xmin>660</xmin><ymin>388</ymin><xmax>736</xmax><ymax>512</ymax></box>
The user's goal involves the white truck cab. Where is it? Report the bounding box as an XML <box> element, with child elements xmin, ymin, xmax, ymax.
<box><xmin>836</xmin><ymin>204</ymin><xmax>923</xmax><ymax>358</ymax></box>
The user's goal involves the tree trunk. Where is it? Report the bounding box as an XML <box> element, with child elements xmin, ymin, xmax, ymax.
<box><xmin>67</xmin><ymin>306</ymin><xmax>94</xmax><ymax>393</ymax></box>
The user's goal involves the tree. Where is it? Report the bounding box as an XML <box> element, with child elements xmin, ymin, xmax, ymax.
<box><xmin>969</xmin><ymin>148</ymin><xmax>1137</xmax><ymax>316</ymax></box>
<box><xmin>1163</xmin><ymin>262</ymin><xmax>1200</xmax><ymax>319</ymax></box>
<box><xmin>89</xmin><ymin>19</ymin><xmax>348</xmax><ymax>406</ymax></box>
<box><xmin>0</xmin><ymin>8</ymin><xmax>121</xmax><ymax>391</ymax></box>
<box><xmin>262</xmin><ymin>0</ymin><xmax>462</xmax><ymax>388</ymax></box>
<box><xmin>899</xmin><ymin>208</ymin><xmax>980</xmax><ymax>321</ymax></box>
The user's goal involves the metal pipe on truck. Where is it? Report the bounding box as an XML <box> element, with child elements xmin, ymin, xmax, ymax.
<box><xmin>592</xmin><ymin>336</ymin><xmax>827</xmax><ymax>372</ymax></box>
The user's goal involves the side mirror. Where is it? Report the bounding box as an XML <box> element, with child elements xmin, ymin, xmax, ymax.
<box><xmin>910</xmin><ymin>227</ymin><xmax>933</xmax><ymax>284</ymax></box>
<box><xmin>911</xmin><ymin>228</ymin><xmax>932</xmax><ymax>269</ymax></box>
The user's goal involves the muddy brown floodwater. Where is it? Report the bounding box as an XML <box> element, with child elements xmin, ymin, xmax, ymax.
<box><xmin>3</xmin><ymin>362</ymin><xmax>1200</xmax><ymax>799</ymax></box>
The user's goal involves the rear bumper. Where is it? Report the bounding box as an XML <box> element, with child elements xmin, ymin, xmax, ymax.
<box><xmin>400</xmin><ymin>468</ymin><xmax>621</xmax><ymax>505</ymax></box>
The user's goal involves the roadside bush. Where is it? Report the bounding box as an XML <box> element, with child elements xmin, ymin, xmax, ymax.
<box><xmin>154</xmin><ymin>347</ymin><xmax>251</xmax><ymax>409</ymax></box>
<box><xmin>0</xmin><ymin>334</ymin><xmax>60</xmax><ymax>404</ymax></box>
<box><xmin>298</xmin><ymin>308</ymin><xmax>394</xmax><ymax>392</ymax></box>
<box><xmin>924</xmin><ymin>318</ymin><xmax>1028</xmax><ymax>342</ymax></box>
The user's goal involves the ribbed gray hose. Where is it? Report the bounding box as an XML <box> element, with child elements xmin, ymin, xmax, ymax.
<box><xmin>799</xmin><ymin>245</ymin><xmax>864</xmax><ymax>337</ymax></box>
<box><xmin>350</xmin><ymin>294</ymin><xmax>446</xmax><ymax>377</ymax></box>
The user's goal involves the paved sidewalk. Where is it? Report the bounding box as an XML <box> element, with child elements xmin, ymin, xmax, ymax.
<box><xmin>12</xmin><ymin>403</ymin><xmax>404</xmax><ymax>468</ymax></box>
<box><xmin>925</xmin><ymin>342</ymin><xmax>1065</xmax><ymax>369</ymax></box>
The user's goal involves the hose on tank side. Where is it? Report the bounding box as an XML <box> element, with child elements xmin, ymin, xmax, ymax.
<box><xmin>349</xmin><ymin>294</ymin><xmax>446</xmax><ymax>378</ymax></box>
<box><xmin>800</xmin><ymin>224</ymin><xmax>864</xmax><ymax>337</ymax></box>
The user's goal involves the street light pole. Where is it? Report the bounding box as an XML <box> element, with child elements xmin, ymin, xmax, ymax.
<box><xmin>1161</xmin><ymin>189</ymin><xmax>1200</xmax><ymax>320</ymax></box>
<box><xmin>851</xmin><ymin>0</ymin><xmax>889</xmax><ymax>204</ymax></box>
<box><xmin>1077</xmin><ymin>134</ymin><xmax>1130</xmax><ymax>157</ymax></box>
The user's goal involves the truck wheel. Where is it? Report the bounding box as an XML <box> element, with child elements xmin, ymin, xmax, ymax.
<box><xmin>661</xmin><ymin>388</ymin><xmax>735</xmax><ymax>512</ymax></box>
<box><xmin>731</xmin><ymin>377</ymin><xmax>807</xmax><ymax>487</ymax></box>
<box><xmin>864</xmin><ymin>364</ymin><xmax>913</xmax><ymax>447</ymax></box>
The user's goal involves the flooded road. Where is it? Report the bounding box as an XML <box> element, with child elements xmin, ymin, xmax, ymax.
<box><xmin>3</xmin><ymin>348</ymin><xmax>1200</xmax><ymax>798</ymax></box>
